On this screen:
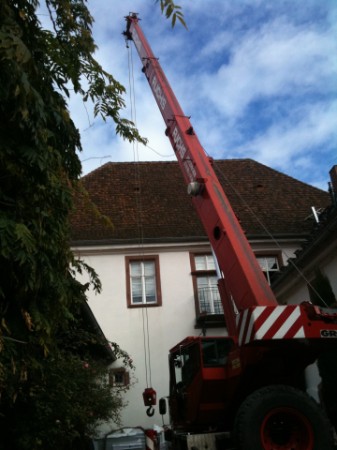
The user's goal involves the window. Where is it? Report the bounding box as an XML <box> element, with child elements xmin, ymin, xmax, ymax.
<box><xmin>172</xmin><ymin>343</ymin><xmax>200</xmax><ymax>388</ymax></box>
<box><xmin>125</xmin><ymin>256</ymin><xmax>162</xmax><ymax>307</ymax></box>
<box><xmin>190</xmin><ymin>253</ymin><xmax>224</xmax><ymax>325</ymax></box>
<box><xmin>256</xmin><ymin>255</ymin><xmax>280</xmax><ymax>284</ymax></box>
<box><xmin>202</xmin><ymin>338</ymin><xmax>233</xmax><ymax>367</ymax></box>
<box><xmin>197</xmin><ymin>275</ymin><xmax>222</xmax><ymax>314</ymax></box>
<box><xmin>109</xmin><ymin>368</ymin><xmax>130</xmax><ymax>387</ymax></box>
<box><xmin>195</xmin><ymin>254</ymin><xmax>215</xmax><ymax>272</ymax></box>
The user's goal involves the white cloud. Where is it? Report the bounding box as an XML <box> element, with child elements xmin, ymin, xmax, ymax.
<box><xmin>200</xmin><ymin>19</ymin><xmax>337</xmax><ymax>119</ymax></box>
<box><xmin>59</xmin><ymin>0</ymin><xmax>337</xmax><ymax>190</ymax></box>
<box><xmin>242</xmin><ymin>101</ymin><xmax>337</xmax><ymax>172</ymax></box>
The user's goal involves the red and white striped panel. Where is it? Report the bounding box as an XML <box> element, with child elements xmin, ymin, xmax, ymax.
<box><xmin>145</xmin><ymin>430</ymin><xmax>157</xmax><ymax>450</ymax></box>
<box><xmin>236</xmin><ymin>305</ymin><xmax>306</xmax><ymax>346</ymax></box>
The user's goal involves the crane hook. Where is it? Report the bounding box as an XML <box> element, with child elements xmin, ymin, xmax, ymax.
<box><xmin>146</xmin><ymin>405</ymin><xmax>155</xmax><ymax>417</ymax></box>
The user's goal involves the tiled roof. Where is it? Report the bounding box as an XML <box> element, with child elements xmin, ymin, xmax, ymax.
<box><xmin>70</xmin><ymin>159</ymin><xmax>330</xmax><ymax>244</ymax></box>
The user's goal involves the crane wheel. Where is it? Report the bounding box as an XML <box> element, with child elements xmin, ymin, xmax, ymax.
<box><xmin>233</xmin><ymin>384</ymin><xmax>334</xmax><ymax>450</ymax></box>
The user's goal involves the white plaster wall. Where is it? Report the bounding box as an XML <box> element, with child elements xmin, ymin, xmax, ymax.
<box><xmin>283</xmin><ymin>283</ymin><xmax>311</xmax><ymax>305</ymax></box>
<box><xmin>75</xmin><ymin>245</ymin><xmax>226</xmax><ymax>433</ymax></box>
<box><xmin>280</xmin><ymin>246</ymin><xmax>301</xmax><ymax>265</ymax></box>
<box><xmin>75</xmin><ymin>238</ymin><xmax>312</xmax><ymax>433</ymax></box>
<box><xmin>273</xmin><ymin>250</ymin><xmax>337</xmax><ymax>306</ymax></box>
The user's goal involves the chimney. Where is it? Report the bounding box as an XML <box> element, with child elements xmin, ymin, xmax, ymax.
<box><xmin>329</xmin><ymin>165</ymin><xmax>337</xmax><ymax>206</ymax></box>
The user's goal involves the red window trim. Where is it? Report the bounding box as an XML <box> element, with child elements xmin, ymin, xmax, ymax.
<box><xmin>189</xmin><ymin>252</ymin><xmax>220</xmax><ymax>319</ymax></box>
<box><xmin>125</xmin><ymin>255</ymin><xmax>162</xmax><ymax>308</ymax></box>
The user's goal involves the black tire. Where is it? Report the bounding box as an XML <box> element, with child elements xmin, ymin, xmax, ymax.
<box><xmin>233</xmin><ymin>385</ymin><xmax>334</xmax><ymax>450</ymax></box>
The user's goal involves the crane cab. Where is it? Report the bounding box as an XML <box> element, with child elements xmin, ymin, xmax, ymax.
<box><xmin>168</xmin><ymin>336</ymin><xmax>240</xmax><ymax>431</ymax></box>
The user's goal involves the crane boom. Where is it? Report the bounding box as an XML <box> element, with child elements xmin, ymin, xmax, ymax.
<box><xmin>124</xmin><ymin>15</ymin><xmax>337</xmax><ymax>449</ymax></box>
<box><xmin>124</xmin><ymin>14</ymin><xmax>276</xmax><ymax>337</ymax></box>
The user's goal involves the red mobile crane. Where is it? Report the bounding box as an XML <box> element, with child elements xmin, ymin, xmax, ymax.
<box><xmin>124</xmin><ymin>14</ymin><xmax>337</xmax><ymax>449</ymax></box>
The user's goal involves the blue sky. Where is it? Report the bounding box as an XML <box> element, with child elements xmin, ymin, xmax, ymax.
<box><xmin>69</xmin><ymin>1</ymin><xmax>336</xmax><ymax>191</ymax></box>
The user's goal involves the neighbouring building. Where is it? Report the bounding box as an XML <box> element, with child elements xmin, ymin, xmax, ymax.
<box><xmin>272</xmin><ymin>165</ymin><xmax>337</xmax><ymax>306</ymax></box>
<box><xmin>70</xmin><ymin>159</ymin><xmax>333</xmax><ymax>431</ymax></box>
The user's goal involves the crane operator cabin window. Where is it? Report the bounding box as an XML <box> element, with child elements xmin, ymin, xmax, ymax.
<box><xmin>125</xmin><ymin>256</ymin><xmax>162</xmax><ymax>307</ymax></box>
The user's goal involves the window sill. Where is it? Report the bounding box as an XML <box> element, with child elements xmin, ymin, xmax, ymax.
<box><xmin>128</xmin><ymin>303</ymin><xmax>162</xmax><ymax>308</ymax></box>
<box><xmin>195</xmin><ymin>313</ymin><xmax>226</xmax><ymax>328</ymax></box>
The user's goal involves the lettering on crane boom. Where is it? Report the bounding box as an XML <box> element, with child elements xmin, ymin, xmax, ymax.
<box><xmin>172</xmin><ymin>126</ymin><xmax>187</xmax><ymax>159</ymax></box>
<box><xmin>151</xmin><ymin>76</ymin><xmax>167</xmax><ymax>111</ymax></box>
<box><xmin>320</xmin><ymin>329</ymin><xmax>337</xmax><ymax>338</ymax></box>
<box><xmin>172</xmin><ymin>126</ymin><xmax>196</xmax><ymax>182</ymax></box>
<box><xmin>131</xmin><ymin>26</ymin><xmax>196</xmax><ymax>184</ymax></box>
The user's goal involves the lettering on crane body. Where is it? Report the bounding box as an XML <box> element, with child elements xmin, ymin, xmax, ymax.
<box><xmin>172</xmin><ymin>126</ymin><xmax>187</xmax><ymax>159</ymax></box>
<box><xmin>184</xmin><ymin>160</ymin><xmax>197</xmax><ymax>182</ymax></box>
<box><xmin>320</xmin><ymin>329</ymin><xmax>337</xmax><ymax>338</ymax></box>
<box><xmin>151</xmin><ymin>76</ymin><xmax>167</xmax><ymax>111</ymax></box>
<box><xmin>172</xmin><ymin>126</ymin><xmax>196</xmax><ymax>182</ymax></box>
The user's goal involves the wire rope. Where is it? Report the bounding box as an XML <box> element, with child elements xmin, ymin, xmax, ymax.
<box><xmin>127</xmin><ymin>42</ymin><xmax>153</xmax><ymax>388</ymax></box>
<box><xmin>210</xmin><ymin>157</ymin><xmax>329</xmax><ymax>307</ymax></box>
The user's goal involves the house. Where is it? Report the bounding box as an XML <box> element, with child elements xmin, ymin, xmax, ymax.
<box><xmin>272</xmin><ymin>165</ymin><xmax>337</xmax><ymax>306</ymax></box>
<box><xmin>70</xmin><ymin>159</ymin><xmax>331</xmax><ymax>431</ymax></box>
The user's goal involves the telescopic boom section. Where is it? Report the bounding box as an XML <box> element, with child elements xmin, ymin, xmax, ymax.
<box><xmin>124</xmin><ymin>14</ymin><xmax>277</xmax><ymax>336</ymax></box>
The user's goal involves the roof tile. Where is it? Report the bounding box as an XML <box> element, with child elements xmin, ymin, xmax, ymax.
<box><xmin>70</xmin><ymin>160</ymin><xmax>330</xmax><ymax>244</ymax></box>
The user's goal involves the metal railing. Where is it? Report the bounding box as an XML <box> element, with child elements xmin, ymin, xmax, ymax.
<box><xmin>198</xmin><ymin>286</ymin><xmax>223</xmax><ymax>315</ymax></box>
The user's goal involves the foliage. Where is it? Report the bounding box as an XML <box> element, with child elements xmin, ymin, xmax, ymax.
<box><xmin>157</xmin><ymin>0</ymin><xmax>187</xmax><ymax>28</ymax></box>
<box><xmin>0</xmin><ymin>0</ymin><xmax>144</xmax><ymax>448</ymax></box>
<box><xmin>0</xmin><ymin>340</ymin><xmax>135</xmax><ymax>450</ymax></box>
<box><xmin>0</xmin><ymin>0</ymin><xmax>183</xmax><ymax>447</ymax></box>
<box><xmin>0</xmin><ymin>0</ymin><xmax>145</xmax><ymax>354</ymax></box>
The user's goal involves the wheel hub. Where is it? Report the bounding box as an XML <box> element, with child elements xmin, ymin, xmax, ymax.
<box><xmin>261</xmin><ymin>407</ymin><xmax>314</xmax><ymax>450</ymax></box>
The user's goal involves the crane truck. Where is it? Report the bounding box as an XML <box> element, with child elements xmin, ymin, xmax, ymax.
<box><xmin>124</xmin><ymin>14</ymin><xmax>337</xmax><ymax>450</ymax></box>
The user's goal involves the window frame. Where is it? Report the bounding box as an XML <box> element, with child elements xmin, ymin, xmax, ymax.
<box><xmin>108</xmin><ymin>367</ymin><xmax>130</xmax><ymax>387</ymax></box>
<box><xmin>255</xmin><ymin>252</ymin><xmax>282</xmax><ymax>285</ymax></box>
<box><xmin>190</xmin><ymin>252</ymin><xmax>225</xmax><ymax>327</ymax></box>
<box><xmin>125</xmin><ymin>255</ymin><xmax>162</xmax><ymax>308</ymax></box>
